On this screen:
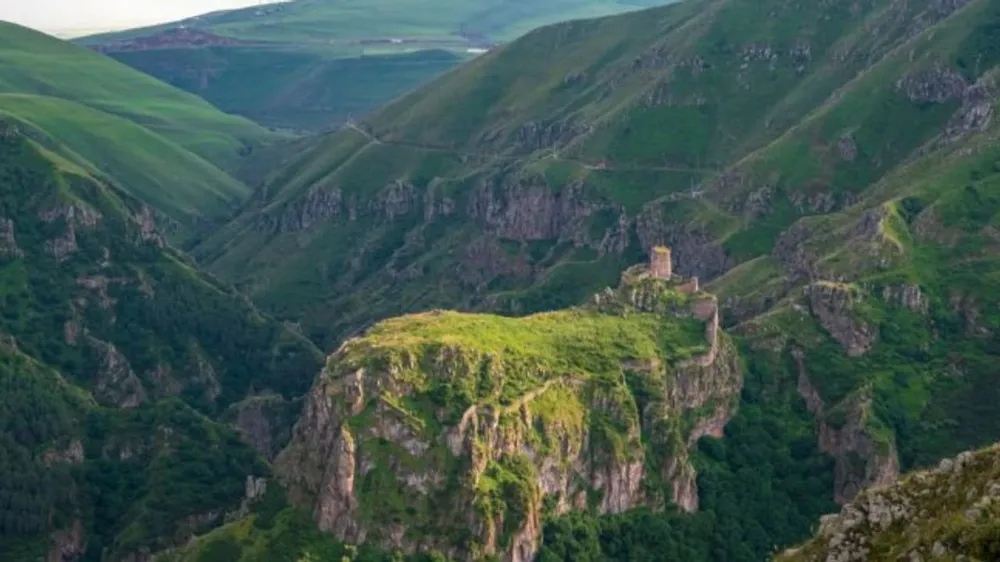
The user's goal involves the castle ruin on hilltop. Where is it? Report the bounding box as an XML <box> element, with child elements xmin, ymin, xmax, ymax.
<box><xmin>649</xmin><ymin>245</ymin><xmax>699</xmax><ymax>293</ymax></box>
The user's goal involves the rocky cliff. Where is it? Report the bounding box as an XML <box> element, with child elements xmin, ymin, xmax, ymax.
<box><xmin>276</xmin><ymin>262</ymin><xmax>742</xmax><ymax>561</ymax></box>
<box><xmin>777</xmin><ymin>442</ymin><xmax>1000</xmax><ymax>562</ymax></box>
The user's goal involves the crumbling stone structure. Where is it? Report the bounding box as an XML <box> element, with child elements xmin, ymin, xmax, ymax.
<box><xmin>650</xmin><ymin>246</ymin><xmax>672</xmax><ymax>280</ymax></box>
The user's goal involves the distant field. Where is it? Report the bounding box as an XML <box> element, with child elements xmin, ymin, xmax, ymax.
<box><xmin>0</xmin><ymin>21</ymin><xmax>280</xmax><ymax>169</ymax></box>
<box><xmin>80</xmin><ymin>0</ymin><xmax>669</xmax><ymax>131</ymax></box>
<box><xmin>82</xmin><ymin>0</ymin><xmax>666</xmax><ymax>45</ymax></box>
<box><xmin>109</xmin><ymin>46</ymin><xmax>462</xmax><ymax>131</ymax></box>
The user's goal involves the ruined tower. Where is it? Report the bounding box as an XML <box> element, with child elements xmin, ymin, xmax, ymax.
<box><xmin>650</xmin><ymin>246</ymin><xmax>672</xmax><ymax>280</ymax></box>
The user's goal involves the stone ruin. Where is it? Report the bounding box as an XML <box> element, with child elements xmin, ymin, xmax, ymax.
<box><xmin>650</xmin><ymin>246</ymin><xmax>672</xmax><ymax>280</ymax></box>
<box><xmin>649</xmin><ymin>245</ymin><xmax>699</xmax><ymax>293</ymax></box>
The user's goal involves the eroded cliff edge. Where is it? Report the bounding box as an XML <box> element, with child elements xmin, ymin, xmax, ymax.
<box><xmin>275</xmin><ymin>256</ymin><xmax>743</xmax><ymax>561</ymax></box>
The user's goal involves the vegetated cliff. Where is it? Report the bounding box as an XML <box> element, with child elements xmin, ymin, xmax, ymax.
<box><xmin>196</xmin><ymin>0</ymin><xmax>1000</xmax><ymax>353</ymax></box>
<box><xmin>776</xmin><ymin>442</ymin><xmax>1000</xmax><ymax>562</ymax></box>
<box><xmin>275</xmin><ymin>261</ymin><xmax>742</xmax><ymax>561</ymax></box>
<box><xmin>0</xmin><ymin>124</ymin><xmax>322</xmax><ymax>561</ymax></box>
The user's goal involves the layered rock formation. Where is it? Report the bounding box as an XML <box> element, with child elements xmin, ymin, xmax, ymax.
<box><xmin>276</xmin><ymin>254</ymin><xmax>743</xmax><ymax>561</ymax></box>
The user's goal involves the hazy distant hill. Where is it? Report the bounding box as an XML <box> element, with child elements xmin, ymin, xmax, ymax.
<box><xmin>78</xmin><ymin>0</ymin><xmax>670</xmax><ymax>131</ymax></box>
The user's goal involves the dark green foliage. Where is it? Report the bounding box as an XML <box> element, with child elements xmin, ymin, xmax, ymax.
<box><xmin>955</xmin><ymin>0</ymin><xmax>1000</xmax><ymax>78</ymax></box>
<box><xmin>0</xmin><ymin>133</ymin><xmax>321</xmax><ymax>409</ymax></box>
<box><xmin>898</xmin><ymin>196</ymin><xmax>925</xmax><ymax>225</ymax></box>
<box><xmin>80</xmin><ymin>400</ymin><xmax>265</xmax><ymax>558</ymax></box>
<box><xmin>0</xmin><ymin>347</ymin><xmax>79</xmax><ymax>546</ymax></box>
<box><xmin>0</xmin><ymin>130</ymin><xmax>320</xmax><ymax>559</ymax></box>
<box><xmin>937</xmin><ymin>182</ymin><xmax>1000</xmax><ymax>232</ymax></box>
<box><xmin>537</xmin><ymin>345</ymin><xmax>837</xmax><ymax>561</ymax></box>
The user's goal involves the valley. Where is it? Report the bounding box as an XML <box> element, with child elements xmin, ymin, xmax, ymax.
<box><xmin>3</xmin><ymin>0</ymin><xmax>1000</xmax><ymax>560</ymax></box>
<box><xmin>78</xmin><ymin>0</ymin><xmax>669</xmax><ymax>131</ymax></box>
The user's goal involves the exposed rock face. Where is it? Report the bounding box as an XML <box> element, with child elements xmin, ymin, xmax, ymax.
<box><xmin>43</xmin><ymin>440</ymin><xmax>85</xmax><ymax>466</ymax></box>
<box><xmin>460</xmin><ymin>236</ymin><xmax>532</xmax><ymax>288</ymax></box>
<box><xmin>943</xmin><ymin>76</ymin><xmax>996</xmax><ymax>142</ymax></box>
<box><xmin>881</xmin><ymin>284</ymin><xmax>929</xmax><ymax>314</ymax></box>
<box><xmin>510</xmin><ymin>120</ymin><xmax>591</xmax><ymax>152</ymax></box>
<box><xmin>806</xmin><ymin>282</ymin><xmax>877</xmax><ymax>356</ymax></box>
<box><xmin>39</xmin><ymin>203</ymin><xmax>102</xmax><ymax>261</ymax></box>
<box><xmin>636</xmin><ymin>204</ymin><xmax>731</xmax><ymax>280</ymax></box>
<box><xmin>88</xmin><ymin>336</ymin><xmax>146</xmax><ymax>409</ymax></box>
<box><xmin>133</xmin><ymin>207</ymin><xmax>165</xmax><ymax>247</ymax></box>
<box><xmin>467</xmin><ymin>175</ymin><xmax>600</xmax><ymax>242</ymax></box>
<box><xmin>263</xmin><ymin>187</ymin><xmax>343</xmax><ymax>234</ymax></box>
<box><xmin>777</xmin><ymin>443</ymin><xmax>1000</xmax><ymax>562</ymax></box>
<box><xmin>948</xmin><ymin>291</ymin><xmax>992</xmax><ymax>337</ymax></box>
<box><xmin>837</xmin><ymin>135</ymin><xmax>858</xmax><ymax>162</ymax></box>
<box><xmin>794</xmin><ymin>349</ymin><xmax>899</xmax><ymax>504</ymax></box>
<box><xmin>224</xmin><ymin>394</ymin><xmax>298</xmax><ymax>460</ymax></box>
<box><xmin>47</xmin><ymin>519</ymin><xmax>85</xmax><ymax>562</ymax></box>
<box><xmin>896</xmin><ymin>67</ymin><xmax>967</xmax><ymax>104</ymax></box>
<box><xmin>276</xmin><ymin>269</ymin><xmax>743</xmax><ymax>561</ymax></box>
<box><xmin>0</xmin><ymin>217</ymin><xmax>23</xmax><ymax>258</ymax></box>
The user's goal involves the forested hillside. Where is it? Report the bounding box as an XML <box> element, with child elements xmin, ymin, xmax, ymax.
<box><xmin>0</xmin><ymin>121</ymin><xmax>321</xmax><ymax>560</ymax></box>
<box><xmin>5</xmin><ymin>0</ymin><xmax>1000</xmax><ymax>560</ymax></box>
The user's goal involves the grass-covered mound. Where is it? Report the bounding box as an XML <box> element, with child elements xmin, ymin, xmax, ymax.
<box><xmin>276</xmin><ymin>267</ymin><xmax>742</xmax><ymax>560</ymax></box>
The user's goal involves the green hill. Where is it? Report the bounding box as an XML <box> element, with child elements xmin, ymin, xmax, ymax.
<box><xmin>197</xmin><ymin>0</ymin><xmax>974</xmax><ymax>344</ymax></box>
<box><xmin>0</xmin><ymin>22</ymin><xmax>278</xmax><ymax>168</ymax></box>
<box><xmin>4</xmin><ymin>0</ymin><xmax>1000</xmax><ymax>560</ymax></box>
<box><xmin>0</xmin><ymin>94</ymin><xmax>248</xmax><ymax>229</ymax></box>
<box><xmin>79</xmin><ymin>0</ymin><xmax>671</xmax><ymax>131</ymax></box>
<box><xmin>0</xmin><ymin>22</ymin><xmax>288</xmax><ymax>240</ymax></box>
<box><xmin>187</xmin><ymin>0</ymin><xmax>1000</xmax><ymax>558</ymax></box>
<box><xmin>0</xmin><ymin>121</ymin><xmax>322</xmax><ymax>561</ymax></box>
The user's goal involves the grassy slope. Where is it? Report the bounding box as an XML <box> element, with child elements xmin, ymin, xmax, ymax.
<box><xmin>0</xmin><ymin>94</ymin><xmax>248</xmax><ymax>226</ymax></box>
<box><xmin>702</xmin><ymin>0</ymin><xmax>1000</xmax><ymax>469</ymax></box>
<box><xmin>197</xmin><ymin>0</ymin><xmax>976</xmax><ymax>344</ymax></box>
<box><xmin>0</xmin><ymin>21</ymin><xmax>279</xmax><ymax>169</ymax></box>
<box><xmin>194</xmin><ymin>0</ymin><xmax>1000</xmax><ymax>556</ymax></box>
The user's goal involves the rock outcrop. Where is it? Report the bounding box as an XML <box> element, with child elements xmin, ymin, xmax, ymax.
<box><xmin>466</xmin><ymin>175</ymin><xmax>601</xmax><ymax>243</ymax></box>
<box><xmin>795</xmin><ymin>349</ymin><xmax>899</xmax><ymax>504</ymax></box>
<box><xmin>47</xmin><ymin>519</ymin><xmax>85</xmax><ymax>562</ymax></box>
<box><xmin>38</xmin><ymin>203</ymin><xmax>102</xmax><ymax>261</ymax></box>
<box><xmin>806</xmin><ymin>282</ymin><xmax>877</xmax><ymax>356</ymax></box>
<box><xmin>0</xmin><ymin>217</ymin><xmax>23</xmax><ymax>258</ymax></box>
<box><xmin>88</xmin><ymin>336</ymin><xmax>147</xmax><ymax>409</ymax></box>
<box><xmin>276</xmin><ymin>256</ymin><xmax>743</xmax><ymax>561</ymax></box>
<box><xmin>777</xmin><ymin>443</ymin><xmax>1000</xmax><ymax>562</ymax></box>
<box><xmin>224</xmin><ymin>393</ymin><xmax>299</xmax><ymax>460</ymax></box>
